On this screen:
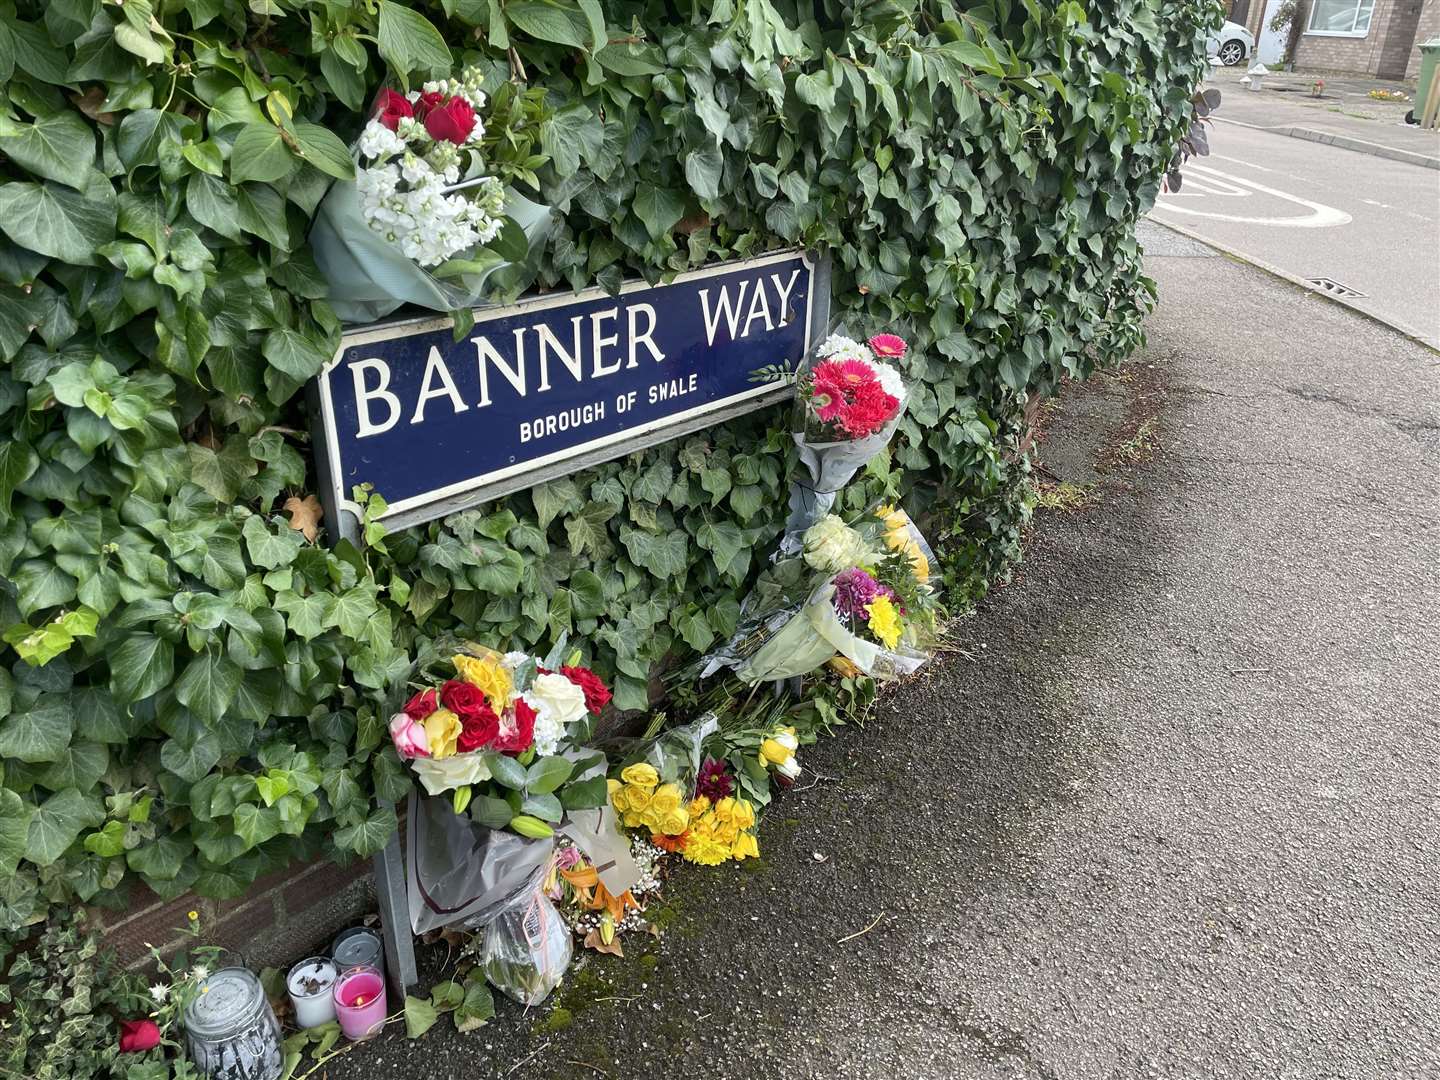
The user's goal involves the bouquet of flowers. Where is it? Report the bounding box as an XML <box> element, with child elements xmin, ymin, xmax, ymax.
<box><xmin>311</xmin><ymin>66</ymin><xmax>554</xmax><ymax>325</ymax></box>
<box><xmin>355</xmin><ymin>77</ymin><xmax>507</xmax><ymax>269</ymax></box>
<box><xmin>388</xmin><ymin>642</ymin><xmax>613</xmax><ymax>837</ymax></box>
<box><xmin>700</xmin><ymin>506</ymin><xmax>940</xmax><ymax>684</ymax></box>
<box><xmin>776</xmin><ymin>329</ymin><xmax>910</xmax><ymax>552</ymax></box>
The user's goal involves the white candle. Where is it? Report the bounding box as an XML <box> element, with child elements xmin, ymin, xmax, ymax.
<box><xmin>286</xmin><ymin>957</ymin><xmax>338</xmax><ymax>1029</ymax></box>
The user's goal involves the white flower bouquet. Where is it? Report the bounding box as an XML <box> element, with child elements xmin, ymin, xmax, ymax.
<box><xmin>311</xmin><ymin>67</ymin><xmax>554</xmax><ymax>325</ymax></box>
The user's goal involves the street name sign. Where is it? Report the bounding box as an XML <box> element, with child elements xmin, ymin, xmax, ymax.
<box><xmin>312</xmin><ymin>250</ymin><xmax>828</xmax><ymax>536</ymax></box>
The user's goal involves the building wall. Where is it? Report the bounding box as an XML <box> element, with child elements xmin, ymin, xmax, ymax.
<box><xmin>1294</xmin><ymin>0</ymin><xmax>1438</xmax><ymax>80</ymax></box>
<box><xmin>1409</xmin><ymin>0</ymin><xmax>1440</xmax><ymax>78</ymax></box>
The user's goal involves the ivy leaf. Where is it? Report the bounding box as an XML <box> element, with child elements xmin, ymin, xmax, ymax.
<box><xmin>174</xmin><ymin>652</ymin><xmax>243</xmax><ymax>723</ymax></box>
<box><xmin>0</xmin><ymin>440</ymin><xmax>38</xmax><ymax>514</ymax></box>
<box><xmin>619</xmin><ymin>526</ymin><xmax>689</xmax><ymax>577</ymax></box>
<box><xmin>565</xmin><ymin>501</ymin><xmax>616</xmax><ymax>557</ymax></box>
<box><xmin>540</xmin><ymin>105</ymin><xmax>603</xmax><ymax>179</ymax></box>
<box><xmin>12</xmin><ymin>558</ymin><xmax>78</xmax><ymax>615</ymax></box>
<box><xmin>38</xmin><ymin>741</ymin><xmax>109</xmax><ymax>793</ymax></box>
<box><xmin>126</xmin><ymin>835</ymin><xmax>189</xmax><ymax>881</ymax></box>
<box><xmin>377</xmin><ymin>0</ymin><xmax>453</xmax><ymax>80</ymax></box>
<box><xmin>263</xmin><ymin>326</ymin><xmax>331</xmax><ymax>380</ymax></box>
<box><xmin>506</xmin><ymin>1</ymin><xmax>585</xmax><ymax>48</ymax></box>
<box><xmin>292</xmin><ymin>122</ymin><xmax>356</xmax><ymax>180</ymax></box>
<box><xmin>633</xmin><ymin>183</ymin><xmax>686</xmax><ymax>243</ymax></box>
<box><xmin>228</xmin><ymin>124</ymin><xmax>297</xmax><ymax>186</ymax></box>
<box><xmin>110</xmin><ymin>631</ymin><xmax>176</xmax><ymax>703</ymax></box>
<box><xmin>242</xmin><ymin>514</ymin><xmax>305</xmax><ymax>570</ymax></box>
<box><xmin>568</xmin><ymin>570</ymin><xmax>605</xmax><ymax>618</ymax></box>
<box><xmin>404</xmin><ymin>994</ymin><xmax>439</xmax><ymax>1039</ymax></box>
<box><xmin>0</xmin><ymin>790</ymin><xmax>34</xmax><ymax>876</ymax></box>
<box><xmin>0</xmin><ymin>180</ymin><xmax>116</xmax><ymax>264</ymax></box>
<box><xmin>0</xmin><ymin>111</ymin><xmax>95</xmax><ymax>188</ymax></box>
<box><xmin>455</xmin><ymin>980</ymin><xmax>496</xmax><ymax>1032</ymax></box>
<box><xmin>0</xmin><ymin>693</ymin><xmax>73</xmax><ymax>763</ymax></box>
<box><xmin>25</xmin><ymin>789</ymin><xmax>104</xmax><ymax>867</ymax></box>
<box><xmin>684</xmin><ymin>146</ymin><xmax>724</xmax><ymax>200</ymax></box>
<box><xmin>334</xmin><ymin>805</ymin><xmax>397</xmax><ymax>856</ymax></box>
<box><xmin>532</xmin><ymin>477</ymin><xmax>581</xmax><ymax>528</ymax></box>
<box><xmin>160</xmin><ymin>730</ymin><xmax>222</xmax><ymax>783</ymax></box>
<box><xmin>232</xmin><ymin>803</ymin><xmax>282</xmax><ymax>849</ymax></box>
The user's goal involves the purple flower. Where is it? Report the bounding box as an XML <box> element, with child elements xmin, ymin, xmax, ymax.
<box><xmin>832</xmin><ymin>567</ymin><xmax>886</xmax><ymax>621</ymax></box>
<box><xmin>696</xmin><ymin>757</ymin><xmax>733</xmax><ymax>801</ymax></box>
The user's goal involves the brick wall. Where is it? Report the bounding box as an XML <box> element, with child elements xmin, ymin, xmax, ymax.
<box><xmin>1294</xmin><ymin>0</ymin><xmax>1438</xmax><ymax>79</ymax></box>
<box><xmin>89</xmin><ymin>856</ymin><xmax>375</xmax><ymax>973</ymax></box>
<box><xmin>1408</xmin><ymin>0</ymin><xmax>1440</xmax><ymax>78</ymax></box>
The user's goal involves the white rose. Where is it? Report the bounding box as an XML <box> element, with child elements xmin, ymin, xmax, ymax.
<box><xmin>527</xmin><ymin>672</ymin><xmax>588</xmax><ymax>727</ymax></box>
<box><xmin>409</xmin><ymin>753</ymin><xmax>493</xmax><ymax>796</ymax></box>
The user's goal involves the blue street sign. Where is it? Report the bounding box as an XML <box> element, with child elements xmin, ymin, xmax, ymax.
<box><xmin>313</xmin><ymin>250</ymin><xmax>826</xmax><ymax>535</ymax></box>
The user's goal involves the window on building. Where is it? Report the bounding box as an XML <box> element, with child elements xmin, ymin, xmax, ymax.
<box><xmin>1307</xmin><ymin>0</ymin><xmax>1376</xmax><ymax>35</ymax></box>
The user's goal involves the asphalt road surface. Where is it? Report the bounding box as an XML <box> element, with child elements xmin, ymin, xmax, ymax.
<box><xmin>1149</xmin><ymin>120</ymin><xmax>1440</xmax><ymax>347</ymax></box>
<box><xmin>329</xmin><ymin>232</ymin><xmax>1440</xmax><ymax>1079</ymax></box>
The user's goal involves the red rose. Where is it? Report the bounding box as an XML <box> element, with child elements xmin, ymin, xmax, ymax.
<box><xmin>402</xmin><ymin>688</ymin><xmax>438</xmax><ymax>722</ymax></box>
<box><xmin>413</xmin><ymin>90</ymin><xmax>445</xmax><ymax>120</ymax></box>
<box><xmin>491</xmin><ymin>698</ymin><xmax>537</xmax><ymax>755</ymax></box>
<box><xmin>443</xmin><ymin>680</ymin><xmax>499</xmax><ymax>752</ymax></box>
<box><xmin>374</xmin><ymin>89</ymin><xmax>413</xmax><ymax>131</ymax></box>
<box><xmin>561</xmin><ymin>665</ymin><xmax>611</xmax><ymax>715</ymax></box>
<box><xmin>119</xmin><ymin>1019</ymin><xmax>161</xmax><ymax>1053</ymax></box>
<box><xmin>424</xmin><ymin>97</ymin><xmax>477</xmax><ymax>145</ymax></box>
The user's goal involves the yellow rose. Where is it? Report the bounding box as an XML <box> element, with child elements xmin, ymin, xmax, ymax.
<box><xmin>732</xmin><ymin>832</ymin><xmax>760</xmax><ymax>860</ymax></box>
<box><xmin>649</xmin><ymin>784</ymin><xmax>683</xmax><ymax>816</ymax></box>
<box><xmin>658</xmin><ymin>809</ymin><xmax>690</xmax><ymax>836</ymax></box>
<box><xmin>422</xmin><ymin>708</ymin><xmax>461</xmax><ymax>760</ymax></box>
<box><xmin>611</xmin><ymin>785</ymin><xmax>630</xmax><ymax>813</ymax></box>
<box><xmin>732</xmin><ymin>799</ymin><xmax>756</xmax><ymax>830</ymax></box>
<box><xmin>619</xmin><ymin>763</ymin><xmax>659</xmax><ymax>790</ymax></box>
<box><xmin>876</xmin><ymin>505</ymin><xmax>910</xmax><ymax>534</ymax></box>
<box><xmin>623</xmin><ymin>810</ymin><xmax>645</xmax><ymax>829</ymax></box>
<box><xmin>453</xmin><ymin>654</ymin><xmax>513</xmax><ymax>711</ymax></box>
<box><xmin>625</xmin><ymin>786</ymin><xmax>652</xmax><ymax>816</ymax></box>
<box><xmin>759</xmin><ymin>738</ymin><xmax>794</xmax><ymax>766</ymax></box>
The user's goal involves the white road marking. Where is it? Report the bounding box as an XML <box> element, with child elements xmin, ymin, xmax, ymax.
<box><xmin>1154</xmin><ymin>164</ymin><xmax>1352</xmax><ymax>227</ymax></box>
<box><xmin>1211</xmin><ymin>153</ymin><xmax>1275</xmax><ymax>173</ymax></box>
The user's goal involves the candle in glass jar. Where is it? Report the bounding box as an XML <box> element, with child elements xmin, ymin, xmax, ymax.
<box><xmin>330</xmin><ymin>926</ymin><xmax>384</xmax><ymax>977</ymax></box>
<box><xmin>333</xmin><ymin>965</ymin><xmax>387</xmax><ymax>1042</ymax></box>
<box><xmin>285</xmin><ymin>957</ymin><xmax>338</xmax><ymax>1029</ymax></box>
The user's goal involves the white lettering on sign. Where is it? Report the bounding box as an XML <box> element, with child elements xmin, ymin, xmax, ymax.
<box><xmin>534</xmin><ymin>316</ymin><xmax>584</xmax><ymax>393</ymax></box>
<box><xmin>627</xmin><ymin>304</ymin><xmax>665</xmax><ymax>367</ymax></box>
<box><xmin>648</xmin><ymin>373</ymin><xmax>699</xmax><ymax>404</ymax></box>
<box><xmin>699</xmin><ymin>281</ymin><xmax>748</xmax><ymax>346</ymax></box>
<box><xmin>473</xmin><ymin>329</ymin><xmax>528</xmax><ymax>407</ymax></box>
<box><xmin>411</xmin><ymin>346</ymin><xmax>468</xmax><ymax>424</ymax></box>
<box><xmin>352</xmin><ymin>358</ymin><xmax>402</xmax><ymax>438</ymax></box>
<box><xmin>520</xmin><ymin>402</ymin><xmax>606</xmax><ymax>443</ymax></box>
<box><xmin>591</xmin><ymin>307</ymin><xmax>622</xmax><ymax>377</ymax></box>
<box><xmin>699</xmin><ymin>269</ymin><xmax>804</xmax><ymax>348</ymax></box>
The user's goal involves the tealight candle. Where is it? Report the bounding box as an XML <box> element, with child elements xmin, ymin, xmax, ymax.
<box><xmin>285</xmin><ymin>957</ymin><xmax>338</xmax><ymax>1029</ymax></box>
<box><xmin>333</xmin><ymin>965</ymin><xmax>387</xmax><ymax>1042</ymax></box>
<box><xmin>330</xmin><ymin>926</ymin><xmax>384</xmax><ymax>977</ymax></box>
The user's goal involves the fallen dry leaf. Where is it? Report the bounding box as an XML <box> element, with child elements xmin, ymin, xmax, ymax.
<box><xmin>583</xmin><ymin>928</ymin><xmax>623</xmax><ymax>957</ymax></box>
<box><xmin>284</xmin><ymin>494</ymin><xmax>323</xmax><ymax>542</ymax></box>
<box><xmin>71</xmin><ymin>87</ymin><xmax>116</xmax><ymax>125</ymax></box>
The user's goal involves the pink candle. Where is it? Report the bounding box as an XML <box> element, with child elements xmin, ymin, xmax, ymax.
<box><xmin>333</xmin><ymin>965</ymin><xmax>387</xmax><ymax>1041</ymax></box>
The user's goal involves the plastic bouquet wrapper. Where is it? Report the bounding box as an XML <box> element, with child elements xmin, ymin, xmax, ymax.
<box><xmin>478</xmin><ymin>881</ymin><xmax>573</xmax><ymax>1006</ymax></box>
<box><xmin>700</xmin><ymin>506</ymin><xmax>940</xmax><ymax>683</ymax></box>
<box><xmin>775</xmin><ymin>328</ymin><xmax>911</xmax><ymax>554</ymax></box>
<box><xmin>310</xmin><ymin>68</ymin><xmax>554</xmax><ymax>324</ymax></box>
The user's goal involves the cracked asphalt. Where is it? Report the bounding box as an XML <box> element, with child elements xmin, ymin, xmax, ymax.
<box><xmin>327</xmin><ymin>227</ymin><xmax>1440</xmax><ymax>1080</ymax></box>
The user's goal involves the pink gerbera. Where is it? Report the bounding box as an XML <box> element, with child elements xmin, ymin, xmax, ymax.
<box><xmin>868</xmin><ymin>334</ymin><xmax>907</xmax><ymax>358</ymax></box>
<box><xmin>829</xmin><ymin>357</ymin><xmax>878</xmax><ymax>387</ymax></box>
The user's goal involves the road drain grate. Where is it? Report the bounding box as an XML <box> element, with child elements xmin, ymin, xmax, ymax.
<box><xmin>1307</xmin><ymin>277</ymin><xmax>1367</xmax><ymax>298</ymax></box>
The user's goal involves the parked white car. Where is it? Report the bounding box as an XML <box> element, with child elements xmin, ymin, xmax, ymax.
<box><xmin>1207</xmin><ymin>21</ymin><xmax>1255</xmax><ymax>66</ymax></box>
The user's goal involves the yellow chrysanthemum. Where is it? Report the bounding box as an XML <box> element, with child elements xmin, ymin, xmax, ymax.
<box><xmin>453</xmin><ymin>654</ymin><xmax>513</xmax><ymax>711</ymax></box>
<box><xmin>687</xmin><ymin>795</ymin><xmax>712</xmax><ymax>817</ymax></box>
<box><xmin>682</xmin><ymin>834</ymin><xmax>731</xmax><ymax>866</ymax></box>
<box><xmin>866</xmin><ymin>594</ymin><xmax>903</xmax><ymax>649</ymax></box>
<box><xmin>422</xmin><ymin>708</ymin><xmax>461</xmax><ymax>760</ymax></box>
<box><xmin>620</xmin><ymin>763</ymin><xmax>659</xmax><ymax>790</ymax></box>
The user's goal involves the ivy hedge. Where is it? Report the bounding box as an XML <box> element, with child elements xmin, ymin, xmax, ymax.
<box><xmin>0</xmin><ymin>0</ymin><xmax>1219</xmax><ymax>926</ymax></box>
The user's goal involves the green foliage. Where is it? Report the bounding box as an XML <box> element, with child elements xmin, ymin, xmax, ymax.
<box><xmin>0</xmin><ymin>913</ymin><xmax>147</xmax><ymax>1080</ymax></box>
<box><xmin>0</xmin><ymin>0</ymin><xmax>1220</xmax><ymax>925</ymax></box>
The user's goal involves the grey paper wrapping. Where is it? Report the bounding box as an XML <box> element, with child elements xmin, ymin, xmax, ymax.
<box><xmin>309</xmin><ymin>181</ymin><xmax>554</xmax><ymax>325</ymax></box>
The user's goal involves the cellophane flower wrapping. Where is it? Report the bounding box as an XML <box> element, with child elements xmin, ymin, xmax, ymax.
<box><xmin>478</xmin><ymin>881</ymin><xmax>573</xmax><ymax>1006</ymax></box>
<box><xmin>699</xmin><ymin>506</ymin><xmax>940</xmax><ymax>683</ymax></box>
<box><xmin>310</xmin><ymin>69</ymin><xmax>554</xmax><ymax>324</ymax></box>
<box><xmin>776</xmin><ymin>327</ymin><xmax>911</xmax><ymax>554</ymax></box>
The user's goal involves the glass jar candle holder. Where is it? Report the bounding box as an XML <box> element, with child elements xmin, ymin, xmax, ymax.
<box><xmin>183</xmin><ymin>967</ymin><xmax>283</xmax><ymax>1080</ymax></box>
<box><xmin>333</xmin><ymin>964</ymin><xmax>387</xmax><ymax>1042</ymax></box>
<box><xmin>285</xmin><ymin>957</ymin><xmax>338</xmax><ymax>1029</ymax></box>
<box><xmin>330</xmin><ymin>926</ymin><xmax>384</xmax><ymax>977</ymax></box>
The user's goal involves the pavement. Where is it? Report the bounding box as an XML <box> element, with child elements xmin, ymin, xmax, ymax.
<box><xmin>1149</xmin><ymin>121</ymin><xmax>1440</xmax><ymax>348</ymax></box>
<box><xmin>1204</xmin><ymin>64</ymin><xmax>1440</xmax><ymax>167</ymax></box>
<box><xmin>322</xmin><ymin>228</ymin><xmax>1440</xmax><ymax>1079</ymax></box>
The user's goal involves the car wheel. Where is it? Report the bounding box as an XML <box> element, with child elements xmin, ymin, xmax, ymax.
<box><xmin>1218</xmin><ymin>40</ymin><xmax>1245</xmax><ymax>66</ymax></box>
